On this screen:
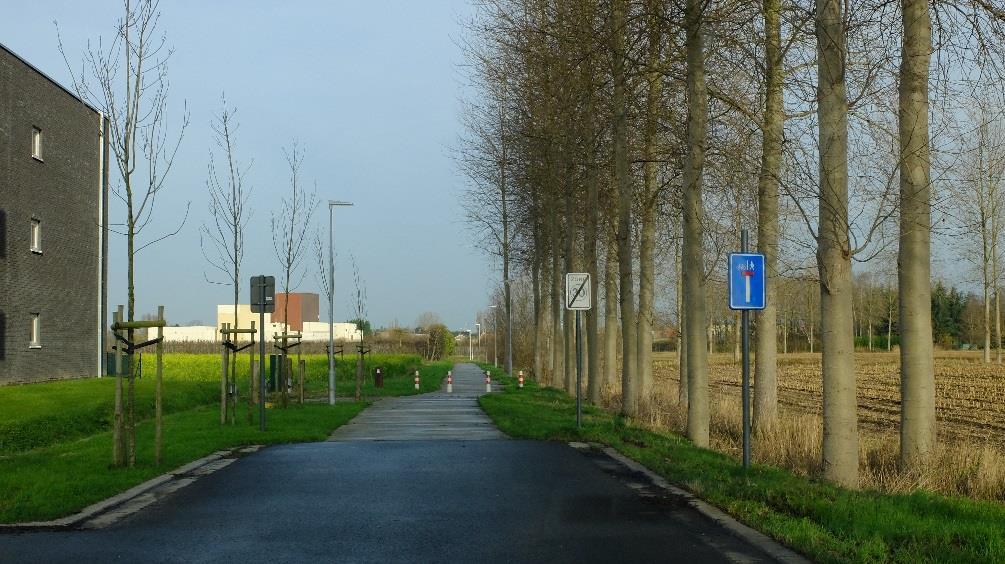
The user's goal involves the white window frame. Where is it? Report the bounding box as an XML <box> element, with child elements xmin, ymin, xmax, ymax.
<box><xmin>30</xmin><ymin>218</ymin><xmax>42</xmax><ymax>254</ymax></box>
<box><xmin>30</xmin><ymin>313</ymin><xmax>41</xmax><ymax>348</ymax></box>
<box><xmin>31</xmin><ymin>127</ymin><xmax>42</xmax><ymax>161</ymax></box>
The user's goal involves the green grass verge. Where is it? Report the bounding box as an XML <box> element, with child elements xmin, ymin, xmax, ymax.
<box><xmin>0</xmin><ymin>401</ymin><xmax>366</xmax><ymax>524</ymax></box>
<box><xmin>0</xmin><ymin>353</ymin><xmax>439</xmax><ymax>456</ymax></box>
<box><xmin>0</xmin><ymin>353</ymin><xmax>452</xmax><ymax>524</ymax></box>
<box><xmin>479</xmin><ymin>374</ymin><xmax>1005</xmax><ymax>563</ymax></box>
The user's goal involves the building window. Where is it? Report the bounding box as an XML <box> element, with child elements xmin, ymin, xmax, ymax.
<box><xmin>30</xmin><ymin>314</ymin><xmax>41</xmax><ymax>348</ymax></box>
<box><xmin>30</xmin><ymin>219</ymin><xmax>41</xmax><ymax>253</ymax></box>
<box><xmin>31</xmin><ymin>127</ymin><xmax>42</xmax><ymax>160</ymax></box>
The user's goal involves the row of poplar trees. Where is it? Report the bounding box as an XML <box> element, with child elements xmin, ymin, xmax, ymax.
<box><xmin>459</xmin><ymin>0</ymin><xmax>1005</xmax><ymax>488</ymax></box>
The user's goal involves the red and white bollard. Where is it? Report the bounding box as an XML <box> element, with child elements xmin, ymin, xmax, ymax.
<box><xmin>414</xmin><ymin>370</ymin><xmax>420</xmax><ymax>390</ymax></box>
<box><xmin>446</xmin><ymin>370</ymin><xmax>453</xmax><ymax>393</ymax></box>
<box><xmin>485</xmin><ymin>370</ymin><xmax>492</xmax><ymax>393</ymax></box>
<box><xmin>518</xmin><ymin>370</ymin><xmax>524</xmax><ymax>388</ymax></box>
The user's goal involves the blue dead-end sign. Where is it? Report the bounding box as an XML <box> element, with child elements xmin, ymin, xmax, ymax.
<box><xmin>729</xmin><ymin>253</ymin><xmax>766</xmax><ymax>310</ymax></box>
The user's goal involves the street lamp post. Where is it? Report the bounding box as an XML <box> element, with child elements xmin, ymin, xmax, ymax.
<box><xmin>489</xmin><ymin>305</ymin><xmax>498</xmax><ymax>367</ymax></box>
<box><xmin>476</xmin><ymin>322</ymin><xmax>481</xmax><ymax>361</ymax></box>
<box><xmin>328</xmin><ymin>200</ymin><xmax>353</xmax><ymax>405</ymax></box>
<box><xmin>467</xmin><ymin>329</ymin><xmax>473</xmax><ymax>361</ymax></box>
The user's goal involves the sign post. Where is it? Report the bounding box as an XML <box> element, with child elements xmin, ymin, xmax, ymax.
<box><xmin>728</xmin><ymin>231</ymin><xmax>765</xmax><ymax>470</ymax></box>
<box><xmin>250</xmin><ymin>275</ymin><xmax>275</xmax><ymax>432</ymax></box>
<box><xmin>565</xmin><ymin>273</ymin><xmax>591</xmax><ymax>429</ymax></box>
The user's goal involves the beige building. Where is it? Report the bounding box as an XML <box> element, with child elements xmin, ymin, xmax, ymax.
<box><xmin>163</xmin><ymin>326</ymin><xmax>218</xmax><ymax>343</ymax></box>
<box><xmin>216</xmin><ymin>304</ymin><xmax>279</xmax><ymax>342</ymax></box>
<box><xmin>302</xmin><ymin>321</ymin><xmax>363</xmax><ymax>342</ymax></box>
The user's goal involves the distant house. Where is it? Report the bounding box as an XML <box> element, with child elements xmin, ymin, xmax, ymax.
<box><xmin>0</xmin><ymin>43</ymin><xmax>109</xmax><ymax>384</ymax></box>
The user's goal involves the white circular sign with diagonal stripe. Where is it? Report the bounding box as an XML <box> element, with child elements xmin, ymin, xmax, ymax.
<box><xmin>565</xmin><ymin>273</ymin><xmax>591</xmax><ymax>310</ymax></box>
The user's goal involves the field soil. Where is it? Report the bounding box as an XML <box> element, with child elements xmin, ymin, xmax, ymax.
<box><xmin>652</xmin><ymin>351</ymin><xmax>1004</xmax><ymax>443</ymax></box>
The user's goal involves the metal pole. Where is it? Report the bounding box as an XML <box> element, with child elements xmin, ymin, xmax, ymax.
<box><xmin>468</xmin><ymin>330</ymin><xmax>473</xmax><ymax>361</ymax></box>
<box><xmin>741</xmin><ymin>229</ymin><xmax>751</xmax><ymax>469</ymax></box>
<box><xmin>259</xmin><ymin>308</ymin><xmax>266</xmax><ymax>431</ymax></box>
<box><xmin>328</xmin><ymin>204</ymin><xmax>336</xmax><ymax>405</ymax></box>
<box><xmin>493</xmin><ymin>307</ymin><xmax>498</xmax><ymax>367</ymax></box>
<box><xmin>576</xmin><ymin>310</ymin><xmax>582</xmax><ymax>428</ymax></box>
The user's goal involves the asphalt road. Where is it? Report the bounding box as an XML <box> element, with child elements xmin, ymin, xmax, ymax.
<box><xmin>0</xmin><ymin>441</ymin><xmax>780</xmax><ymax>563</ymax></box>
<box><xmin>0</xmin><ymin>365</ymin><xmax>789</xmax><ymax>563</ymax></box>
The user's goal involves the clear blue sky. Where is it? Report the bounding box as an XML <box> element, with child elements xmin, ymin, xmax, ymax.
<box><xmin>2</xmin><ymin>0</ymin><xmax>495</xmax><ymax>330</ymax></box>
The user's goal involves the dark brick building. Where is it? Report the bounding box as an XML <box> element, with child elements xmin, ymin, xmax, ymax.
<box><xmin>0</xmin><ymin>43</ymin><xmax>109</xmax><ymax>384</ymax></box>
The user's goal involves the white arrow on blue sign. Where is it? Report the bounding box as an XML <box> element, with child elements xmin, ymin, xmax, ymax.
<box><xmin>728</xmin><ymin>253</ymin><xmax>766</xmax><ymax>310</ymax></box>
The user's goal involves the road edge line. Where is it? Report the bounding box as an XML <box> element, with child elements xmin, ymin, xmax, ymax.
<box><xmin>0</xmin><ymin>448</ymin><xmax>252</xmax><ymax>532</ymax></box>
<box><xmin>596</xmin><ymin>445</ymin><xmax>811</xmax><ymax>564</ymax></box>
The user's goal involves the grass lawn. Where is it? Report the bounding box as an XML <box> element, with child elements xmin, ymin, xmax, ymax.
<box><xmin>0</xmin><ymin>401</ymin><xmax>366</xmax><ymax>523</ymax></box>
<box><xmin>0</xmin><ymin>354</ymin><xmax>445</xmax><ymax>456</ymax></box>
<box><xmin>0</xmin><ymin>353</ymin><xmax>453</xmax><ymax>524</ymax></box>
<box><xmin>479</xmin><ymin>373</ymin><xmax>1005</xmax><ymax>563</ymax></box>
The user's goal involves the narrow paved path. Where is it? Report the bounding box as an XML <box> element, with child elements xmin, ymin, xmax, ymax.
<box><xmin>0</xmin><ymin>363</ymin><xmax>801</xmax><ymax>563</ymax></box>
<box><xmin>328</xmin><ymin>363</ymin><xmax>505</xmax><ymax>441</ymax></box>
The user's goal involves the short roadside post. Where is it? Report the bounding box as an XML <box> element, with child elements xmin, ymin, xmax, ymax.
<box><xmin>565</xmin><ymin>272</ymin><xmax>591</xmax><ymax>429</ymax></box>
<box><xmin>728</xmin><ymin>231</ymin><xmax>765</xmax><ymax>470</ymax></box>
<box><xmin>251</xmin><ymin>275</ymin><xmax>275</xmax><ymax>432</ymax></box>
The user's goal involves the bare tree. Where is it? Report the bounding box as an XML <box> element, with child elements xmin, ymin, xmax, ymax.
<box><xmin>950</xmin><ymin>93</ymin><xmax>1005</xmax><ymax>365</ymax></box>
<box><xmin>272</xmin><ymin>142</ymin><xmax>319</xmax><ymax>334</ymax></box>
<box><xmin>59</xmin><ymin>0</ymin><xmax>188</xmax><ymax>468</ymax></box>
<box><xmin>349</xmin><ymin>253</ymin><xmax>368</xmax><ymax>401</ymax></box>
<box><xmin>200</xmin><ymin>96</ymin><xmax>251</xmax><ymax>425</ymax></box>
<box><xmin>611</xmin><ymin>0</ymin><xmax>639</xmax><ymax>417</ymax></box>
<box><xmin>271</xmin><ymin>142</ymin><xmax>317</xmax><ymax>407</ymax></box>
<box><xmin>816</xmin><ymin>0</ymin><xmax>858</xmax><ymax>488</ymax></box>
<box><xmin>313</xmin><ymin>231</ymin><xmax>332</xmax><ymax>307</ymax></box>
<box><xmin>683</xmin><ymin>0</ymin><xmax>710</xmax><ymax>447</ymax></box>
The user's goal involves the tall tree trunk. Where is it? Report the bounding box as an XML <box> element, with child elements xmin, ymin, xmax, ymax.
<box><xmin>604</xmin><ymin>235</ymin><xmax>620</xmax><ymax>395</ymax></box>
<box><xmin>552</xmin><ymin>208</ymin><xmax>565</xmax><ymax>389</ymax></box>
<box><xmin>637</xmin><ymin>0</ymin><xmax>662</xmax><ymax>406</ymax></box>
<box><xmin>755</xmin><ymin>0</ymin><xmax>782</xmax><ymax>427</ymax></box>
<box><xmin>533</xmin><ymin>218</ymin><xmax>544</xmax><ymax>381</ymax></box>
<box><xmin>612</xmin><ymin>0</ymin><xmax>638</xmax><ymax>417</ymax></box>
<box><xmin>898</xmin><ymin>0</ymin><xmax>936</xmax><ymax>471</ymax></box>
<box><xmin>586</xmin><ymin>160</ymin><xmax>602</xmax><ymax>404</ymax></box>
<box><xmin>684</xmin><ymin>0</ymin><xmax>709</xmax><ymax>447</ymax></box>
<box><xmin>501</xmin><ymin>132</ymin><xmax>513</xmax><ymax>378</ymax></box>
<box><xmin>984</xmin><ymin>254</ymin><xmax>992</xmax><ymax>363</ymax></box>
<box><xmin>564</xmin><ymin>184</ymin><xmax>577</xmax><ymax>395</ymax></box>
<box><xmin>678</xmin><ymin>240</ymin><xmax>688</xmax><ymax>406</ymax></box>
<box><xmin>782</xmin><ymin>307</ymin><xmax>788</xmax><ymax>354</ymax></box>
<box><xmin>996</xmin><ymin>287</ymin><xmax>1002</xmax><ymax>364</ymax></box>
<box><xmin>733</xmin><ymin>311</ymin><xmax>741</xmax><ymax>362</ymax></box>
<box><xmin>888</xmin><ymin>302</ymin><xmax>893</xmax><ymax>351</ymax></box>
<box><xmin>817</xmin><ymin>0</ymin><xmax>858</xmax><ymax>487</ymax></box>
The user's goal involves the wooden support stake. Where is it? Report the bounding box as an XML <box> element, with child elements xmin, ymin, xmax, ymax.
<box><xmin>249</xmin><ymin>321</ymin><xmax>256</xmax><ymax>426</ymax></box>
<box><xmin>299</xmin><ymin>359</ymin><xmax>305</xmax><ymax>404</ymax></box>
<box><xmin>221</xmin><ymin>323</ymin><xmax>229</xmax><ymax>425</ymax></box>
<box><xmin>156</xmin><ymin>305</ymin><xmax>164</xmax><ymax>466</ymax></box>
<box><xmin>113</xmin><ymin>306</ymin><xmax>124</xmax><ymax>467</ymax></box>
<box><xmin>127</xmin><ymin>320</ymin><xmax>136</xmax><ymax>468</ymax></box>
